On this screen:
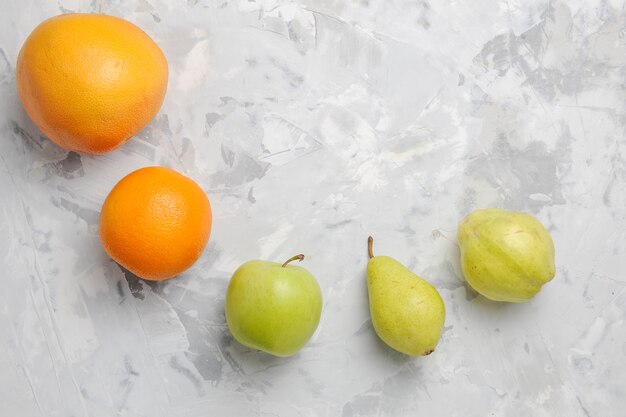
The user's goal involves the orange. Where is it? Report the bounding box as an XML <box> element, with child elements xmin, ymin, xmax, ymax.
<box><xmin>99</xmin><ymin>167</ymin><xmax>212</xmax><ymax>281</ymax></box>
<box><xmin>16</xmin><ymin>14</ymin><xmax>168</xmax><ymax>154</ymax></box>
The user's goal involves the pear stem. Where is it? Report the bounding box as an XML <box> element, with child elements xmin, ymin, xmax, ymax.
<box><xmin>368</xmin><ymin>236</ymin><xmax>374</xmax><ymax>259</ymax></box>
<box><xmin>282</xmin><ymin>254</ymin><xmax>305</xmax><ymax>267</ymax></box>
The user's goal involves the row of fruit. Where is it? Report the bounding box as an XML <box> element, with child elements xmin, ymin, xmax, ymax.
<box><xmin>227</xmin><ymin>207</ymin><xmax>556</xmax><ymax>357</ymax></box>
<box><xmin>16</xmin><ymin>13</ymin><xmax>556</xmax><ymax>358</ymax></box>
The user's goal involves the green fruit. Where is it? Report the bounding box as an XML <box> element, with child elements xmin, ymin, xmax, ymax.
<box><xmin>366</xmin><ymin>237</ymin><xmax>446</xmax><ymax>356</ymax></box>
<box><xmin>457</xmin><ymin>208</ymin><xmax>555</xmax><ymax>302</ymax></box>
<box><xmin>225</xmin><ymin>255</ymin><xmax>322</xmax><ymax>357</ymax></box>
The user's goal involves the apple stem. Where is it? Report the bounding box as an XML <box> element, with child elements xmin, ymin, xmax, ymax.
<box><xmin>368</xmin><ymin>236</ymin><xmax>374</xmax><ymax>259</ymax></box>
<box><xmin>282</xmin><ymin>254</ymin><xmax>305</xmax><ymax>267</ymax></box>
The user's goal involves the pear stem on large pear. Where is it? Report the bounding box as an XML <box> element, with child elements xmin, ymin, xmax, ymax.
<box><xmin>281</xmin><ymin>254</ymin><xmax>305</xmax><ymax>267</ymax></box>
<box><xmin>368</xmin><ymin>236</ymin><xmax>374</xmax><ymax>259</ymax></box>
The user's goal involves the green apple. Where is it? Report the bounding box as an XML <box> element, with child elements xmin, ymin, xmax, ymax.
<box><xmin>225</xmin><ymin>254</ymin><xmax>323</xmax><ymax>357</ymax></box>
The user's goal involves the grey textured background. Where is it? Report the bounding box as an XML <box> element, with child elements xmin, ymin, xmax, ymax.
<box><xmin>0</xmin><ymin>0</ymin><xmax>625</xmax><ymax>416</ymax></box>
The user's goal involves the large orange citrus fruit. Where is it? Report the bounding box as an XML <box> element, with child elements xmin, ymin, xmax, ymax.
<box><xmin>16</xmin><ymin>14</ymin><xmax>168</xmax><ymax>154</ymax></box>
<box><xmin>99</xmin><ymin>167</ymin><xmax>212</xmax><ymax>281</ymax></box>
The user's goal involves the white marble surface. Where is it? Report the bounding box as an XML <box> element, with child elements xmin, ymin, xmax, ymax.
<box><xmin>1</xmin><ymin>0</ymin><xmax>625</xmax><ymax>416</ymax></box>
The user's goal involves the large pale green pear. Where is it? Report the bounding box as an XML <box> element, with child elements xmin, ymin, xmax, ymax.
<box><xmin>366</xmin><ymin>237</ymin><xmax>446</xmax><ymax>356</ymax></box>
<box><xmin>457</xmin><ymin>208</ymin><xmax>555</xmax><ymax>302</ymax></box>
<box><xmin>225</xmin><ymin>255</ymin><xmax>322</xmax><ymax>357</ymax></box>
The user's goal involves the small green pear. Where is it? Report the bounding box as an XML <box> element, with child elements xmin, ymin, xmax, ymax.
<box><xmin>457</xmin><ymin>208</ymin><xmax>555</xmax><ymax>302</ymax></box>
<box><xmin>225</xmin><ymin>254</ymin><xmax>322</xmax><ymax>357</ymax></box>
<box><xmin>366</xmin><ymin>237</ymin><xmax>446</xmax><ymax>356</ymax></box>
